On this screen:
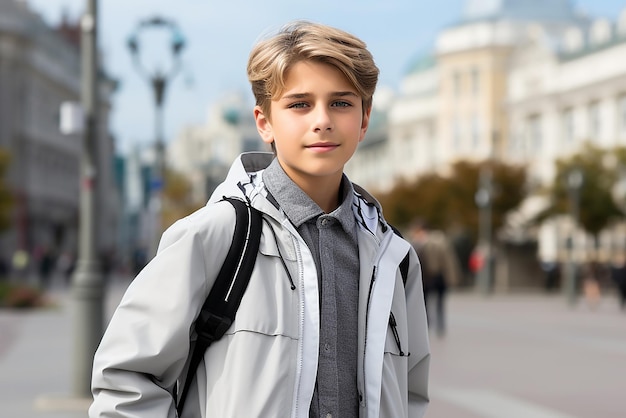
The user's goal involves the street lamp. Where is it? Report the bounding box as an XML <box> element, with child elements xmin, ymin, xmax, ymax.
<box><xmin>72</xmin><ymin>0</ymin><xmax>102</xmax><ymax>399</ymax></box>
<box><xmin>612</xmin><ymin>165</ymin><xmax>626</xmax><ymax>258</ymax></box>
<box><xmin>612</xmin><ymin>165</ymin><xmax>626</xmax><ymax>214</ymax></box>
<box><xmin>127</xmin><ymin>17</ymin><xmax>186</xmax><ymax>256</ymax></box>
<box><xmin>565</xmin><ymin>168</ymin><xmax>583</xmax><ymax>306</ymax></box>
<box><xmin>475</xmin><ymin>164</ymin><xmax>493</xmax><ymax>295</ymax></box>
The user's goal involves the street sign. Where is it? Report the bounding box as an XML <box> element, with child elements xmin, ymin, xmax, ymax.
<box><xmin>59</xmin><ymin>102</ymin><xmax>84</xmax><ymax>135</ymax></box>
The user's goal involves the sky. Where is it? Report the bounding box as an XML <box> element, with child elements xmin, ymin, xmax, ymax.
<box><xmin>26</xmin><ymin>0</ymin><xmax>626</xmax><ymax>154</ymax></box>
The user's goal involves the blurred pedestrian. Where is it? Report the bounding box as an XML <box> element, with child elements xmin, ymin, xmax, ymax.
<box><xmin>57</xmin><ymin>251</ymin><xmax>75</xmax><ymax>285</ymax></box>
<box><xmin>610</xmin><ymin>254</ymin><xmax>626</xmax><ymax>310</ymax></box>
<box><xmin>410</xmin><ymin>218</ymin><xmax>461</xmax><ymax>337</ymax></box>
<box><xmin>89</xmin><ymin>21</ymin><xmax>430</xmax><ymax>418</ymax></box>
<box><xmin>468</xmin><ymin>246</ymin><xmax>484</xmax><ymax>276</ymax></box>
<box><xmin>582</xmin><ymin>261</ymin><xmax>603</xmax><ymax>309</ymax></box>
<box><xmin>38</xmin><ymin>247</ymin><xmax>55</xmax><ymax>290</ymax></box>
<box><xmin>0</xmin><ymin>256</ymin><xmax>8</xmax><ymax>281</ymax></box>
<box><xmin>541</xmin><ymin>260</ymin><xmax>560</xmax><ymax>292</ymax></box>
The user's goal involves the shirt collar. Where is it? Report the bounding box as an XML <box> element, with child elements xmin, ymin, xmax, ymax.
<box><xmin>262</xmin><ymin>158</ymin><xmax>356</xmax><ymax>234</ymax></box>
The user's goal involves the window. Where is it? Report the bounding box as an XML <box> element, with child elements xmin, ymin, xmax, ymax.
<box><xmin>619</xmin><ymin>95</ymin><xmax>626</xmax><ymax>137</ymax></box>
<box><xmin>471</xmin><ymin>114</ymin><xmax>481</xmax><ymax>147</ymax></box>
<box><xmin>562</xmin><ymin>108</ymin><xmax>574</xmax><ymax>144</ymax></box>
<box><xmin>453</xmin><ymin>116</ymin><xmax>462</xmax><ymax>148</ymax></box>
<box><xmin>588</xmin><ymin>101</ymin><xmax>601</xmax><ymax>140</ymax></box>
<box><xmin>509</xmin><ymin>130</ymin><xmax>520</xmax><ymax>153</ymax></box>
<box><xmin>453</xmin><ymin>70</ymin><xmax>461</xmax><ymax>97</ymax></box>
<box><xmin>471</xmin><ymin>67</ymin><xmax>480</xmax><ymax>96</ymax></box>
<box><xmin>527</xmin><ymin>115</ymin><xmax>542</xmax><ymax>151</ymax></box>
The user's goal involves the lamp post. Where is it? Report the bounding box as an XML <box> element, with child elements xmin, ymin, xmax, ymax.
<box><xmin>72</xmin><ymin>0</ymin><xmax>103</xmax><ymax>398</ymax></box>
<box><xmin>612</xmin><ymin>165</ymin><xmax>626</xmax><ymax>259</ymax></box>
<box><xmin>127</xmin><ymin>17</ymin><xmax>186</xmax><ymax>257</ymax></box>
<box><xmin>565</xmin><ymin>168</ymin><xmax>583</xmax><ymax>306</ymax></box>
<box><xmin>475</xmin><ymin>164</ymin><xmax>493</xmax><ymax>295</ymax></box>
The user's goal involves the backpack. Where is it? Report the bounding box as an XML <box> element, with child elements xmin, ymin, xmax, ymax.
<box><xmin>176</xmin><ymin>197</ymin><xmax>263</xmax><ymax>415</ymax></box>
<box><xmin>176</xmin><ymin>199</ymin><xmax>410</xmax><ymax>414</ymax></box>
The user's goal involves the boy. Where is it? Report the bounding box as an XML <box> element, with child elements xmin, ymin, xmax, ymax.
<box><xmin>90</xmin><ymin>20</ymin><xmax>429</xmax><ymax>417</ymax></box>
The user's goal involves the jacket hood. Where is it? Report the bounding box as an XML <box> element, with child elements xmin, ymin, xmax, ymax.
<box><xmin>207</xmin><ymin>152</ymin><xmax>274</xmax><ymax>204</ymax></box>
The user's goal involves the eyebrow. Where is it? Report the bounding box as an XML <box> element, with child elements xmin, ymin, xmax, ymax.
<box><xmin>280</xmin><ymin>91</ymin><xmax>359</xmax><ymax>101</ymax></box>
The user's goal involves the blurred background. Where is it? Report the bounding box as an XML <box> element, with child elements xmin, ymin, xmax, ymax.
<box><xmin>1</xmin><ymin>0</ymin><xmax>626</xmax><ymax>417</ymax></box>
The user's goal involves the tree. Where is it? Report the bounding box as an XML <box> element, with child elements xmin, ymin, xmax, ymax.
<box><xmin>376</xmin><ymin>173</ymin><xmax>450</xmax><ymax>230</ymax></box>
<box><xmin>536</xmin><ymin>143</ymin><xmax>624</xmax><ymax>246</ymax></box>
<box><xmin>161</xmin><ymin>169</ymin><xmax>204</xmax><ymax>230</ymax></box>
<box><xmin>376</xmin><ymin>159</ymin><xmax>527</xmax><ymax>243</ymax></box>
<box><xmin>0</xmin><ymin>148</ymin><xmax>13</xmax><ymax>232</ymax></box>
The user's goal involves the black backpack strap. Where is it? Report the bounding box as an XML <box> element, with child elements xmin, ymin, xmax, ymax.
<box><xmin>176</xmin><ymin>197</ymin><xmax>263</xmax><ymax>415</ymax></box>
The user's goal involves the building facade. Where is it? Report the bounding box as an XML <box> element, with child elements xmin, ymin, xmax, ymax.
<box><xmin>506</xmin><ymin>10</ymin><xmax>626</xmax><ymax>263</ymax></box>
<box><xmin>168</xmin><ymin>93</ymin><xmax>266</xmax><ymax>202</ymax></box>
<box><xmin>347</xmin><ymin>0</ymin><xmax>594</xmax><ymax>192</ymax></box>
<box><xmin>344</xmin><ymin>0</ymin><xmax>626</xmax><ymax>288</ymax></box>
<box><xmin>0</xmin><ymin>0</ymin><xmax>118</xmax><ymax>276</ymax></box>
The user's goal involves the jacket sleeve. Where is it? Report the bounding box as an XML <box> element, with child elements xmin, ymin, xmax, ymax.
<box><xmin>89</xmin><ymin>203</ymin><xmax>235</xmax><ymax>417</ymax></box>
<box><xmin>405</xmin><ymin>247</ymin><xmax>430</xmax><ymax>417</ymax></box>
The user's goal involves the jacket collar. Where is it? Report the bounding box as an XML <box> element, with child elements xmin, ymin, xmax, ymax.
<box><xmin>208</xmin><ymin>152</ymin><xmax>390</xmax><ymax>237</ymax></box>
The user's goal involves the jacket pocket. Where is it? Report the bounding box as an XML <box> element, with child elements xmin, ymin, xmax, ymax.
<box><xmin>228</xmin><ymin>250</ymin><xmax>299</xmax><ymax>339</ymax></box>
<box><xmin>385</xmin><ymin>312</ymin><xmax>410</xmax><ymax>357</ymax></box>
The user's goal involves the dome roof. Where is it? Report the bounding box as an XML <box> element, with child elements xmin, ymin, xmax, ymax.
<box><xmin>406</xmin><ymin>53</ymin><xmax>436</xmax><ymax>74</ymax></box>
<box><xmin>462</xmin><ymin>0</ymin><xmax>579</xmax><ymax>22</ymax></box>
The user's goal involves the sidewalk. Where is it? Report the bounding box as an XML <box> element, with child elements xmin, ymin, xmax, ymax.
<box><xmin>0</xmin><ymin>275</ymin><xmax>130</xmax><ymax>418</ymax></box>
<box><xmin>427</xmin><ymin>290</ymin><xmax>626</xmax><ymax>418</ymax></box>
<box><xmin>1</xmin><ymin>279</ymin><xmax>624</xmax><ymax>418</ymax></box>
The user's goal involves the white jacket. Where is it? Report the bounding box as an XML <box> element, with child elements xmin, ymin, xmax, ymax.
<box><xmin>90</xmin><ymin>152</ymin><xmax>430</xmax><ymax>417</ymax></box>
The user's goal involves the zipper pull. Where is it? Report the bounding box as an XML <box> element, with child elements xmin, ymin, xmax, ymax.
<box><xmin>389</xmin><ymin>312</ymin><xmax>406</xmax><ymax>357</ymax></box>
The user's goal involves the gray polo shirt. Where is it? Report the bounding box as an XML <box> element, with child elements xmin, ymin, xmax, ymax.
<box><xmin>263</xmin><ymin>159</ymin><xmax>360</xmax><ymax>418</ymax></box>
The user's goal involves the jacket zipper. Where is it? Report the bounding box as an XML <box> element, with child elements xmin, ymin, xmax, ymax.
<box><xmin>293</xmin><ymin>236</ymin><xmax>305</xmax><ymax>418</ymax></box>
<box><xmin>360</xmin><ymin>266</ymin><xmax>377</xmax><ymax>406</ymax></box>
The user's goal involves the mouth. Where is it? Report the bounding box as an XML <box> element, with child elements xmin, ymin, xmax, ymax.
<box><xmin>305</xmin><ymin>142</ymin><xmax>339</xmax><ymax>152</ymax></box>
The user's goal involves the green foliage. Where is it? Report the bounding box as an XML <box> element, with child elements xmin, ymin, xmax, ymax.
<box><xmin>0</xmin><ymin>148</ymin><xmax>13</xmax><ymax>232</ymax></box>
<box><xmin>376</xmin><ymin>159</ymin><xmax>527</xmax><ymax>243</ymax></box>
<box><xmin>536</xmin><ymin>143</ymin><xmax>625</xmax><ymax>237</ymax></box>
<box><xmin>377</xmin><ymin>174</ymin><xmax>451</xmax><ymax>230</ymax></box>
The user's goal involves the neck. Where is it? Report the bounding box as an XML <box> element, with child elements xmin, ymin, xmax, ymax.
<box><xmin>298</xmin><ymin>174</ymin><xmax>343</xmax><ymax>213</ymax></box>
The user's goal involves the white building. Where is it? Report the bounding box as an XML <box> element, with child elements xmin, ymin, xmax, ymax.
<box><xmin>345</xmin><ymin>0</ymin><xmax>626</xmax><ymax>288</ymax></box>
<box><xmin>347</xmin><ymin>0</ymin><xmax>593</xmax><ymax>194</ymax></box>
<box><xmin>506</xmin><ymin>9</ymin><xmax>626</xmax><ymax>262</ymax></box>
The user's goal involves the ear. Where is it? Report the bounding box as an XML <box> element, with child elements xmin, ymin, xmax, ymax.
<box><xmin>254</xmin><ymin>106</ymin><xmax>274</xmax><ymax>145</ymax></box>
<box><xmin>359</xmin><ymin>106</ymin><xmax>372</xmax><ymax>142</ymax></box>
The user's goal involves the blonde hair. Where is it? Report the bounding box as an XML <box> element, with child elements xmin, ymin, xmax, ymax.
<box><xmin>247</xmin><ymin>21</ymin><xmax>379</xmax><ymax>118</ymax></box>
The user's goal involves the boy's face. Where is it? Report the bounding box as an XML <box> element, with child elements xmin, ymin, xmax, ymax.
<box><xmin>254</xmin><ymin>60</ymin><xmax>371</xmax><ymax>190</ymax></box>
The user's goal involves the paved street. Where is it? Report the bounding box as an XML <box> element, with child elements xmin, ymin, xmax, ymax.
<box><xmin>1</xmin><ymin>277</ymin><xmax>624</xmax><ymax>418</ymax></box>
<box><xmin>427</xmin><ymin>291</ymin><xmax>626</xmax><ymax>418</ymax></box>
<box><xmin>0</xmin><ymin>276</ymin><xmax>129</xmax><ymax>418</ymax></box>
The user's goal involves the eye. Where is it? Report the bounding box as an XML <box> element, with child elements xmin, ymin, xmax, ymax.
<box><xmin>332</xmin><ymin>101</ymin><xmax>352</xmax><ymax>108</ymax></box>
<box><xmin>287</xmin><ymin>102</ymin><xmax>308</xmax><ymax>109</ymax></box>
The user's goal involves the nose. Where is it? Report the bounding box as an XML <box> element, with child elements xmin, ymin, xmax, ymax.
<box><xmin>312</xmin><ymin>107</ymin><xmax>333</xmax><ymax>132</ymax></box>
